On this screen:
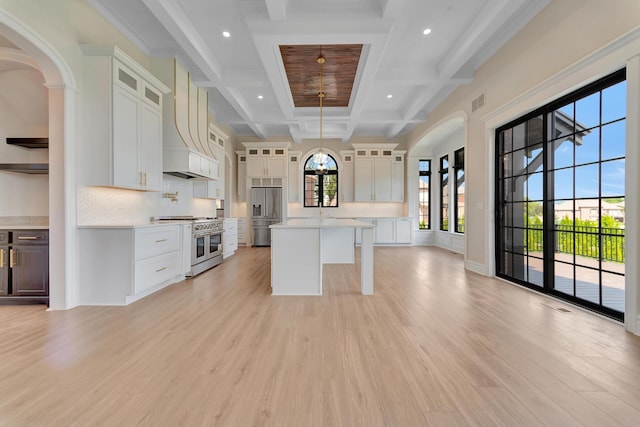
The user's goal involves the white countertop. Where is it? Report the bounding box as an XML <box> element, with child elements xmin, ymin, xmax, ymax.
<box><xmin>77</xmin><ymin>222</ymin><xmax>184</xmax><ymax>229</ymax></box>
<box><xmin>0</xmin><ymin>224</ymin><xmax>49</xmax><ymax>230</ymax></box>
<box><xmin>0</xmin><ymin>216</ymin><xmax>49</xmax><ymax>230</ymax></box>
<box><xmin>270</xmin><ymin>218</ymin><xmax>374</xmax><ymax>229</ymax></box>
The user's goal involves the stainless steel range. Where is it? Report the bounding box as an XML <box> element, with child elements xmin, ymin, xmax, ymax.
<box><xmin>157</xmin><ymin>216</ymin><xmax>224</xmax><ymax>277</ymax></box>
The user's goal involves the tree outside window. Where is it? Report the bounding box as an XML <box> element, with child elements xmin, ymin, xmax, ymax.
<box><xmin>454</xmin><ymin>147</ymin><xmax>465</xmax><ymax>233</ymax></box>
<box><xmin>304</xmin><ymin>153</ymin><xmax>339</xmax><ymax>207</ymax></box>
<box><xmin>439</xmin><ymin>155</ymin><xmax>449</xmax><ymax>231</ymax></box>
<box><xmin>419</xmin><ymin>160</ymin><xmax>431</xmax><ymax>229</ymax></box>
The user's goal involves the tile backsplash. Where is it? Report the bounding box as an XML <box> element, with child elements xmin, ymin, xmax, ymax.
<box><xmin>77</xmin><ymin>176</ymin><xmax>217</xmax><ymax>225</ymax></box>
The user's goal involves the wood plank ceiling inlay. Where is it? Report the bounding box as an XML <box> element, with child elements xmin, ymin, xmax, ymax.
<box><xmin>279</xmin><ymin>44</ymin><xmax>363</xmax><ymax>108</ymax></box>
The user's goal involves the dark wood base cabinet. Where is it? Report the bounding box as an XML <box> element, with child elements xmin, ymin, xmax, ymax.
<box><xmin>0</xmin><ymin>230</ymin><xmax>49</xmax><ymax>305</ymax></box>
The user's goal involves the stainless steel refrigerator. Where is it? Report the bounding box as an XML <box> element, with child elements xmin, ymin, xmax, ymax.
<box><xmin>250</xmin><ymin>187</ymin><xmax>282</xmax><ymax>246</ymax></box>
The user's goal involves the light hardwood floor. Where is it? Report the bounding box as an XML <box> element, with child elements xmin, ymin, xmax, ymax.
<box><xmin>1</xmin><ymin>246</ymin><xmax>640</xmax><ymax>426</ymax></box>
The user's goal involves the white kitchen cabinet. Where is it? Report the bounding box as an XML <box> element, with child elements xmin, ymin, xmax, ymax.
<box><xmin>395</xmin><ymin>217</ymin><xmax>412</xmax><ymax>243</ymax></box>
<box><xmin>391</xmin><ymin>151</ymin><xmax>406</xmax><ymax>202</ymax></box>
<box><xmin>181</xmin><ymin>223</ymin><xmax>192</xmax><ymax>275</ymax></box>
<box><xmin>288</xmin><ymin>152</ymin><xmax>301</xmax><ymax>203</ymax></box>
<box><xmin>237</xmin><ymin>218</ymin><xmax>247</xmax><ymax>245</ymax></box>
<box><xmin>375</xmin><ymin>218</ymin><xmax>395</xmax><ymax>244</ymax></box>
<box><xmin>354</xmin><ymin>148</ymin><xmax>393</xmax><ymax>202</ymax></box>
<box><xmin>237</xmin><ymin>152</ymin><xmax>247</xmax><ymax>202</ymax></box>
<box><xmin>250</xmin><ymin>177</ymin><xmax>283</xmax><ymax>187</ymax></box>
<box><xmin>355</xmin><ymin>217</ymin><xmax>412</xmax><ymax>245</ymax></box>
<box><xmin>79</xmin><ymin>224</ymin><xmax>182</xmax><ymax>305</ymax></box>
<box><xmin>243</xmin><ymin>143</ymin><xmax>289</xmax><ymax>178</ymax></box>
<box><xmin>223</xmin><ymin>218</ymin><xmax>238</xmax><ymax>258</ymax></box>
<box><xmin>352</xmin><ymin>144</ymin><xmax>404</xmax><ymax>203</ymax></box>
<box><xmin>139</xmin><ymin>102</ymin><xmax>164</xmax><ymax>189</ymax></box>
<box><xmin>341</xmin><ymin>151</ymin><xmax>354</xmax><ymax>202</ymax></box>
<box><xmin>81</xmin><ymin>46</ymin><xmax>169</xmax><ymax>191</ymax></box>
<box><xmin>208</xmin><ymin>127</ymin><xmax>226</xmax><ymax>200</ymax></box>
<box><xmin>193</xmin><ymin>180</ymin><xmax>221</xmax><ymax>199</ymax></box>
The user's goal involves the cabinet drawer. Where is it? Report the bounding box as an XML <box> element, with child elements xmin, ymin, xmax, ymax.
<box><xmin>135</xmin><ymin>226</ymin><xmax>180</xmax><ymax>260</ymax></box>
<box><xmin>13</xmin><ymin>230</ymin><xmax>49</xmax><ymax>245</ymax></box>
<box><xmin>134</xmin><ymin>251</ymin><xmax>179</xmax><ymax>294</ymax></box>
<box><xmin>0</xmin><ymin>231</ymin><xmax>7</xmax><ymax>244</ymax></box>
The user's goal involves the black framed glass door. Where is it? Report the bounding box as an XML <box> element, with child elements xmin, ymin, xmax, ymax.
<box><xmin>496</xmin><ymin>69</ymin><xmax>626</xmax><ymax>321</ymax></box>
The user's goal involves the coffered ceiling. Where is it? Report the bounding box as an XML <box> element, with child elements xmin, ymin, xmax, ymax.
<box><xmin>87</xmin><ymin>0</ymin><xmax>549</xmax><ymax>143</ymax></box>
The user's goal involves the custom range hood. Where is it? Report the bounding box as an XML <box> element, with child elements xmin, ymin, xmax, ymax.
<box><xmin>152</xmin><ymin>58</ymin><xmax>220</xmax><ymax>180</ymax></box>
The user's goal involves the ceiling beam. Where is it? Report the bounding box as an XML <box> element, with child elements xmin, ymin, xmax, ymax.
<box><xmin>141</xmin><ymin>0</ymin><xmax>223</xmax><ymax>81</ymax></box>
<box><xmin>265</xmin><ymin>0</ymin><xmax>288</xmax><ymax>21</ymax></box>
<box><xmin>384</xmin><ymin>0</ymin><xmax>534</xmax><ymax>138</ymax></box>
<box><xmin>379</xmin><ymin>0</ymin><xmax>406</xmax><ymax>19</ymax></box>
<box><xmin>142</xmin><ymin>0</ymin><xmax>266</xmax><ymax>139</ymax></box>
<box><xmin>376</xmin><ymin>66</ymin><xmax>438</xmax><ymax>85</ymax></box>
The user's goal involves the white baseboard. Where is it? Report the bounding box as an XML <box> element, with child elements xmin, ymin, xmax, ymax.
<box><xmin>465</xmin><ymin>260</ymin><xmax>488</xmax><ymax>276</ymax></box>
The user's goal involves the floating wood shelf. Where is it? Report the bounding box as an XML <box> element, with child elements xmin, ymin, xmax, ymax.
<box><xmin>6</xmin><ymin>138</ymin><xmax>49</xmax><ymax>149</ymax></box>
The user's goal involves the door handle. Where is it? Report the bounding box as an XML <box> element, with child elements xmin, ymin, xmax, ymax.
<box><xmin>9</xmin><ymin>249</ymin><xmax>16</xmax><ymax>268</ymax></box>
<box><xmin>155</xmin><ymin>267</ymin><xmax>167</xmax><ymax>273</ymax></box>
<box><xmin>0</xmin><ymin>249</ymin><xmax>4</xmax><ymax>268</ymax></box>
<box><xmin>155</xmin><ymin>239</ymin><xmax>168</xmax><ymax>243</ymax></box>
<box><xmin>139</xmin><ymin>171</ymin><xmax>143</xmax><ymax>185</ymax></box>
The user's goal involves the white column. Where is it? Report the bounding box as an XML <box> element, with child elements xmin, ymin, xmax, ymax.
<box><xmin>360</xmin><ymin>227</ymin><xmax>374</xmax><ymax>295</ymax></box>
<box><xmin>625</xmin><ymin>55</ymin><xmax>639</xmax><ymax>335</ymax></box>
<box><xmin>47</xmin><ymin>84</ymin><xmax>78</xmax><ymax>310</ymax></box>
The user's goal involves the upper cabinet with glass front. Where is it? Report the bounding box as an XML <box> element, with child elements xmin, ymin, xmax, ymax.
<box><xmin>81</xmin><ymin>45</ymin><xmax>170</xmax><ymax>191</ymax></box>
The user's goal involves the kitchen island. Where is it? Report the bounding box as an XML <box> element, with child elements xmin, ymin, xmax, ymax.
<box><xmin>270</xmin><ymin>218</ymin><xmax>374</xmax><ymax>296</ymax></box>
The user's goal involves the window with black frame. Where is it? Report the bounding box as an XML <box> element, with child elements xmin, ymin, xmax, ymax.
<box><xmin>418</xmin><ymin>160</ymin><xmax>431</xmax><ymax>229</ymax></box>
<box><xmin>303</xmin><ymin>153</ymin><xmax>339</xmax><ymax>207</ymax></box>
<box><xmin>454</xmin><ymin>148</ymin><xmax>465</xmax><ymax>233</ymax></box>
<box><xmin>439</xmin><ymin>155</ymin><xmax>449</xmax><ymax>231</ymax></box>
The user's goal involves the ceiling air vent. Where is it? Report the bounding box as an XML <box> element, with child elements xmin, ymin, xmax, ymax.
<box><xmin>471</xmin><ymin>93</ymin><xmax>485</xmax><ymax>112</ymax></box>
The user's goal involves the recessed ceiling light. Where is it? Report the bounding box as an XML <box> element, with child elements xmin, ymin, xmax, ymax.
<box><xmin>387</xmin><ymin>94</ymin><xmax>393</xmax><ymax>99</ymax></box>
<box><xmin>222</xmin><ymin>31</ymin><xmax>231</xmax><ymax>38</ymax></box>
<box><xmin>257</xmin><ymin>95</ymin><xmax>264</xmax><ymax>100</ymax></box>
<box><xmin>423</xmin><ymin>28</ymin><xmax>432</xmax><ymax>36</ymax></box>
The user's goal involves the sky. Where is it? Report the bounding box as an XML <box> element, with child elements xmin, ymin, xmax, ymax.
<box><xmin>522</xmin><ymin>80</ymin><xmax>626</xmax><ymax>202</ymax></box>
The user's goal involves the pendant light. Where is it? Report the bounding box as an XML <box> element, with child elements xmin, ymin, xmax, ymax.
<box><xmin>315</xmin><ymin>51</ymin><xmax>327</xmax><ymax>175</ymax></box>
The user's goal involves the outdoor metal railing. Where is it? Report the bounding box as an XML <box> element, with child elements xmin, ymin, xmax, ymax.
<box><xmin>525</xmin><ymin>224</ymin><xmax>625</xmax><ymax>263</ymax></box>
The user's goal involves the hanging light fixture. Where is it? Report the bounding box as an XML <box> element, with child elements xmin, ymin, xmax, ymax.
<box><xmin>314</xmin><ymin>50</ymin><xmax>328</xmax><ymax>175</ymax></box>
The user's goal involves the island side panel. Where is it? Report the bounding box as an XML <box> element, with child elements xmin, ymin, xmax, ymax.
<box><xmin>321</xmin><ymin>227</ymin><xmax>355</xmax><ymax>264</ymax></box>
<box><xmin>271</xmin><ymin>228</ymin><xmax>322</xmax><ymax>295</ymax></box>
<box><xmin>361</xmin><ymin>227</ymin><xmax>374</xmax><ymax>295</ymax></box>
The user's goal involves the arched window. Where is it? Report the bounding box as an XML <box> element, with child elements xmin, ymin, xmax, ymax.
<box><xmin>303</xmin><ymin>153</ymin><xmax>339</xmax><ymax>207</ymax></box>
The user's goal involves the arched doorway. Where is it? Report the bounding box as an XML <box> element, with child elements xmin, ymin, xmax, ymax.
<box><xmin>0</xmin><ymin>11</ymin><xmax>77</xmax><ymax>309</ymax></box>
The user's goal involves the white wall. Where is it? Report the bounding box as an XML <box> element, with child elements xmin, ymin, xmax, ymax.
<box><xmin>0</xmin><ymin>65</ymin><xmax>48</xmax><ymax>217</ymax></box>
<box><xmin>406</xmin><ymin>0</ymin><xmax>640</xmax><ymax>331</ymax></box>
<box><xmin>406</xmin><ymin>127</ymin><xmax>465</xmax><ymax>251</ymax></box>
